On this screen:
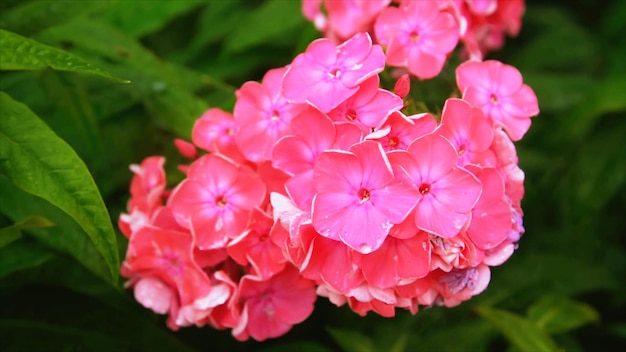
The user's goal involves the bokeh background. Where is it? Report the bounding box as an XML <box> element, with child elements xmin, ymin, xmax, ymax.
<box><xmin>0</xmin><ymin>0</ymin><xmax>624</xmax><ymax>351</ymax></box>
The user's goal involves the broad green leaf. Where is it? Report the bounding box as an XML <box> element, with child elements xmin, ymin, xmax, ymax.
<box><xmin>527</xmin><ymin>295</ymin><xmax>599</xmax><ymax>334</ymax></box>
<box><xmin>476</xmin><ymin>306</ymin><xmax>561</xmax><ymax>352</ymax></box>
<box><xmin>0</xmin><ymin>29</ymin><xmax>127</xmax><ymax>82</ymax></box>
<box><xmin>0</xmin><ymin>92</ymin><xmax>120</xmax><ymax>283</ymax></box>
<box><xmin>224</xmin><ymin>0</ymin><xmax>306</xmax><ymax>53</ymax></box>
<box><xmin>327</xmin><ymin>327</ymin><xmax>375</xmax><ymax>352</ymax></box>
<box><xmin>0</xmin><ymin>240</ymin><xmax>54</xmax><ymax>278</ymax></box>
<box><xmin>0</xmin><ymin>0</ymin><xmax>110</xmax><ymax>36</ymax></box>
<box><xmin>97</xmin><ymin>1</ymin><xmax>203</xmax><ymax>38</ymax></box>
<box><xmin>0</xmin><ymin>177</ymin><xmax>113</xmax><ymax>283</ymax></box>
<box><xmin>0</xmin><ymin>215</ymin><xmax>55</xmax><ymax>249</ymax></box>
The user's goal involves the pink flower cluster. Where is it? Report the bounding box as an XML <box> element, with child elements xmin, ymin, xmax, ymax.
<box><xmin>303</xmin><ymin>0</ymin><xmax>525</xmax><ymax>78</ymax></box>
<box><xmin>119</xmin><ymin>28</ymin><xmax>538</xmax><ymax>341</ymax></box>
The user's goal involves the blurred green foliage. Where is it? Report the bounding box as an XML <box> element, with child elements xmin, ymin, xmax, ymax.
<box><xmin>0</xmin><ymin>0</ymin><xmax>624</xmax><ymax>351</ymax></box>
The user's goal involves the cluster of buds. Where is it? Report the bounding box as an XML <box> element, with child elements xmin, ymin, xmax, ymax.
<box><xmin>119</xmin><ymin>0</ymin><xmax>537</xmax><ymax>342</ymax></box>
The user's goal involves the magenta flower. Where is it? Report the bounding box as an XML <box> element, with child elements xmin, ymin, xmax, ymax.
<box><xmin>311</xmin><ymin>140</ymin><xmax>419</xmax><ymax>254</ymax></box>
<box><xmin>374</xmin><ymin>0</ymin><xmax>460</xmax><ymax>79</ymax></box>
<box><xmin>234</xmin><ymin>67</ymin><xmax>308</xmax><ymax>162</ymax></box>
<box><xmin>371</xmin><ymin>111</ymin><xmax>437</xmax><ymax>151</ymax></box>
<box><xmin>388</xmin><ymin>134</ymin><xmax>482</xmax><ymax>238</ymax></box>
<box><xmin>456</xmin><ymin>60</ymin><xmax>539</xmax><ymax>141</ymax></box>
<box><xmin>282</xmin><ymin>32</ymin><xmax>385</xmax><ymax>112</ymax></box>
<box><xmin>168</xmin><ymin>154</ymin><xmax>266</xmax><ymax>249</ymax></box>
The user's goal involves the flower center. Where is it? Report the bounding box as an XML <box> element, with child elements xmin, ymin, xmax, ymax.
<box><xmin>387</xmin><ymin>136</ymin><xmax>399</xmax><ymax>148</ymax></box>
<box><xmin>409</xmin><ymin>30</ymin><xmax>420</xmax><ymax>43</ymax></box>
<box><xmin>271</xmin><ymin>109</ymin><xmax>280</xmax><ymax>121</ymax></box>
<box><xmin>358</xmin><ymin>188</ymin><xmax>371</xmax><ymax>203</ymax></box>
<box><xmin>346</xmin><ymin>109</ymin><xmax>357</xmax><ymax>121</ymax></box>
<box><xmin>418</xmin><ymin>183</ymin><xmax>431</xmax><ymax>195</ymax></box>
<box><xmin>458</xmin><ymin>144</ymin><xmax>466</xmax><ymax>155</ymax></box>
<box><xmin>215</xmin><ymin>195</ymin><xmax>227</xmax><ymax>207</ymax></box>
<box><xmin>328</xmin><ymin>67</ymin><xmax>341</xmax><ymax>79</ymax></box>
<box><xmin>490</xmin><ymin>93</ymin><xmax>498</xmax><ymax>105</ymax></box>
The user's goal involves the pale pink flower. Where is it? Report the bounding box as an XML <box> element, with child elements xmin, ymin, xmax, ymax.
<box><xmin>234</xmin><ymin>67</ymin><xmax>308</xmax><ymax>162</ymax></box>
<box><xmin>282</xmin><ymin>32</ymin><xmax>385</xmax><ymax>112</ymax></box>
<box><xmin>456</xmin><ymin>60</ymin><xmax>539</xmax><ymax>141</ymax></box>
<box><xmin>328</xmin><ymin>75</ymin><xmax>403</xmax><ymax>132</ymax></box>
<box><xmin>374</xmin><ymin>0</ymin><xmax>460</xmax><ymax>79</ymax></box>
<box><xmin>168</xmin><ymin>154</ymin><xmax>266</xmax><ymax>249</ymax></box>
<box><xmin>430</xmin><ymin>231</ymin><xmax>484</xmax><ymax>272</ymax></box>
<box><xmin>435</xmin><ymin>98</ymin><xmax>496</xmax><ymax>166</ymax></box>
<box><xmin>388</xmin><ymin>134</ymin><xmax>482</xmax><ymax>238</ymax></box>
<box><xmin>233</xmin><ymin>266</ymin><xmax>316</xmax><ymax>341</ymax></box>
<box><xmin>311</xmin><ymin>140</ymin><xmax>420</xmax><ymax>253</ymax></box>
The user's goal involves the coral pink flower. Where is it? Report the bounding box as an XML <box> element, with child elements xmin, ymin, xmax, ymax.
<box><xmin>435</xmin><ymin>98</ymin><xmax>495</xmax><ymax>166</ymax></box>
<box><xmin>328</xmin><ymin>75</ymin><xmax>403</xmax><ymax>132</ymax></box>
<box><xmin>374</xmin><ymin>0</ymin><xmax>460</xmax><ymax>79</ymax></box>
<box><xmin>393</xmin><ymin>73</ymin><xmax>411</xmax><ymax>99</ymax></box>
<box><xmin>168</xmin><ymin>154</ymin><xmax>266</xmax><ymax>249</ymax></box>
<box><xmin>371</xmin><ymin>111</ymin><xmax>437</xmax><ymax>151</ymax></box>
<box><xmin>227</xmin><ymin>209</ymin><xmax>287</xmax><ymax>279</ymax></box>
<box><xmin>361</xmin><ymin>231</ymin><xmax>431</xmax><ymax>288</ymax></box>
<box><xmin>312</xmin><ymin>140</ymin><xmax>420</xmax><ymax>253</ymax></box>
<box><xmin>122</xmin><ymin>226</ymin><xmax>229</xmax><ymax>330</ymax></box>
<box><xmin>388</xmin><ymin>134</ymin><xmax>482</xmax><ymax>238</ymax></box>
<box><xmin>282</xmin><ymin>32</ymin><xmax>385</xmax><ymax>112</ymax></box>
<box><xmin>431</xmin><ymin>264</ymin><xmax>491</xmax><ymax>307</ymax></box>
<box><xmin>192</xmin><ymin>108</ymin><xmax>245</xmax><ymax>163</ymax></box>
<box><xmin>465</xmin><ymin>166</ymin><xmax>511</xmax><ymax>250</ymax></box>
<box><xmin>233</xmin><ymin>266</ymin><xmax>316</xmax><ymax>341</ymax></box>
<box><xmin>456</xmin><ymin>60</ymin><xmax>539</xmax><ymax>141</ymax></box>
<box><xmin>234</xmin><ymin>67</ymin><xmax>308</xmax><ymax>162</ymax></box>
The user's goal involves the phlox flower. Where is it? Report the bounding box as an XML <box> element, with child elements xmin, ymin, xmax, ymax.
<box><xmin>227</xmin><ymin>209</ymin><xmax>287</xmax><ymax>279</ymax></box>
<box><xmin>388</xmin><ymin>134</ymin><xmax>482</xmax><ymax>238</ymax></box>
<box><xmin>192</xmin><ymin>108</ymin><xmax>245</xmax><ymax>163</ymax></box>
<box><xmin>429</xmin><ymin>231</ymin><xmax>484</xmax><ymax>272</ymax></box>
<box><xmin>431</xmin><ymin>264</ymin><xmax>491</xmax><ymax>307</ymax></box>
<box><xmin>374</xmin><ymin>0</ymin><xmax>460</xmax><ymax>79</ymax></box>
<box><xmin>233</xmin><ymin>265</ymin><xmax>316</xmax><ymax>342</ymax></box>
<box><xmin>456</xmin><ymin>60</ymin><xmax>539</xmax><ymax>141</ymax></box>
<box><xmin>282</xmin><ymin>32</ymin><xmax>385</xmax><ymax>112</ymax></box>
<box><xmin>435</xmin><ymin>98</ymin><xmax>496</xmax><ymax>166</ymax></box>
<box><xmin>370</xmin><ymin>110</ymin><xmax>437</xmax><ymax>151</ymax></box>
<box><xmin>122</xmin><ymin>226</ymin><xmax>230</xmax><ymax>330</ymax></box>
<box><xmin>168</xmin><ymin>154</ymin><xmax>266</xmax><ymax>249</ymax></box>
<box><xmin>465</xmin><ymin>165</ymin><xmax>512</xmax><ymax>250</ymax></box>
<box><xmin>328</xmin><ymin>75</ymin><xmax>403</xmax><ymax>133</ymax></box>
<box><xmin>311</xmin><ymin>140</ymin><xmax>420</xmax><ymax>254</ymax></box>
<box><xmin>234</xmin><ymin>67</ymin><xmax>308</xmax><ymax>162</ymax></box>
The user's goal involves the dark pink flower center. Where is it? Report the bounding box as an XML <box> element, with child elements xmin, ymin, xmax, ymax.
<box><xmin>409</xmin><ymin>30</ymin><xmax>420</xmax><ymax>43</ymax></box>
<box><xmin>328</xmin><ymin>67</ymin><xmax>341</xmax><ymax>79</ymax></box>
<box><xmin>387</xmin><ymin>136</ymin><xmax>399</xmax><ymax>148</ymax></box>
<box><xmin>271</xmin><ymin>109</ymin><xmax>280</xmax><ymax>121</ymax></box>
<box><xmin>346</xmin><ymin>109</ymin><xmax>357</xmax><ymax>121</ymax></box>
<box><xmin>490</xmin><ymin>93</ymin><xmax>498</xmax><ymax>105</ymax></box>
<box><xmin>215</xmin><ymin>195</ymin><xmax>227</xmax><ymax>207</ymax></box>
<box><xmin>358</xmin><ymin>188</ymin><xmax>371</xmax><ymax>203</ymax></box>
<box><xmin>419</xmin><ymin>183</ymin><xmax>431</xmax><ymax>195</ymax></box>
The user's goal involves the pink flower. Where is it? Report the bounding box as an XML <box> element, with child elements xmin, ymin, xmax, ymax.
<box><xmin>374</xmin><ymin>0</ymin><xmax>460</xmax><ymax>79</ymax></box>
<box><xmin>168</xmin><ymin>154</ymin><xmax>266</xmax><ymax>249</ymax></box>
<box><xmin>282</xmin><ymin>32</ymin><xmax>385</xmax><ymax>112</ymax></box>
<box><xmin>431</xmin><ymin>264</ymin><xmax>491</xmax><ymax>307</ymax></box>
<box><xmin>192</xmin><ymin>108</ymin><xmax>245</xmax><ymax>163</ymax></box>
<box><xmin>234</xmin><ymin>67</ymin><xmax>308</xmax><ymax>162</ymax></box>
<box><xmin>371</xmin><ymin>111</ymin><xmax>437</xmax><ymax>151</ymax></box>
<box><xmin>323</xmin><ymin>0</ymin><xmax>391</xmax><ymax>41</ymax></box>
<box><xmin>311</xmin><ymin>140</ymin><xmax>419</xmax><ymax>253</ymax></box>
<box><xmin>233</xmin><ymin>266</ymin><xmax>316</xmax><ymax>341</ymax></box>
<box><xmin>388</xmin><ymin>134</ymin><xmax>482</xmax><ymax>238</ymax></box>
<box><xmin>435</xmin><ymin>98</ymin><xmax>495</xmax><ymax>166</ymax></box>
<box><xmin>328</xmin><ymin>75</ymin><xmax>403</xmax><ymax>132</ymax></box>
<box><xmin>456</xmin><ymin>60</ymin><xmax>539</xmax><ymax>141</ymax></box>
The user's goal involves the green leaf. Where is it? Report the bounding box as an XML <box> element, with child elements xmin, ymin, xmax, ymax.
<box><xmin>223</xmin><ymin>0</ymin><xmax>306</xmax><ymax>53</ymax></box>
<box><xmin>327</xmin><ymin>327</ymin><xmax>375</xmax><ymax>352</ymax></box>
<box><xmin>0</xmin><ymin>215</ymin><xmax>55</xmax><ymax>249</ymax></box>
<box><xmin>527</xmin><ymin>295</ymin><xmax>599</xmax><ymax>335</ymax></box>
<box><xmin>0</xmin><ymin>29</ymin><xmax>128</xmax><ymax>82</ymax></box>
<box><xmin>0</xmin><ymin>240</ymin><xmax>54</xmax><ymax>278</ymax></box>
<box><xmin>0</xmin><ymin>92</ymin><xmax>120</xmax><ymax>284</ymax></box>
<box><xmin>98</xmin><ymin>1</ymin><xmax>203</xmax><ymax>38</ymax></box>
<box><xmin>476</xmin><ymin>306</ymin><xmax>561</xmax><ymax>352</ymax></box>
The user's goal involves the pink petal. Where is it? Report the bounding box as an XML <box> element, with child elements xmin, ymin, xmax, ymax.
<box><xmin>415</xmin><ymin>196</ymin><xmax>470</xmax><ymax>238</ymax></box>
<box><xmin>349</xmin><ymin>141</ymin><xmax>394</xmax><ymax>190</ymax></box>
<box><xmin>407</xmin><ymin>134</ymin><xmax>458</xmax><ymax>183</ymax></box>
<box><xmin>431</xmin><ymin>167</ymin><xmax>482</xmax><ymax>213</ymax></box>
<box><xmin>314</xmin><ymin>150</ymin><xmax>361</xmax><ymax>193</ymax></box>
